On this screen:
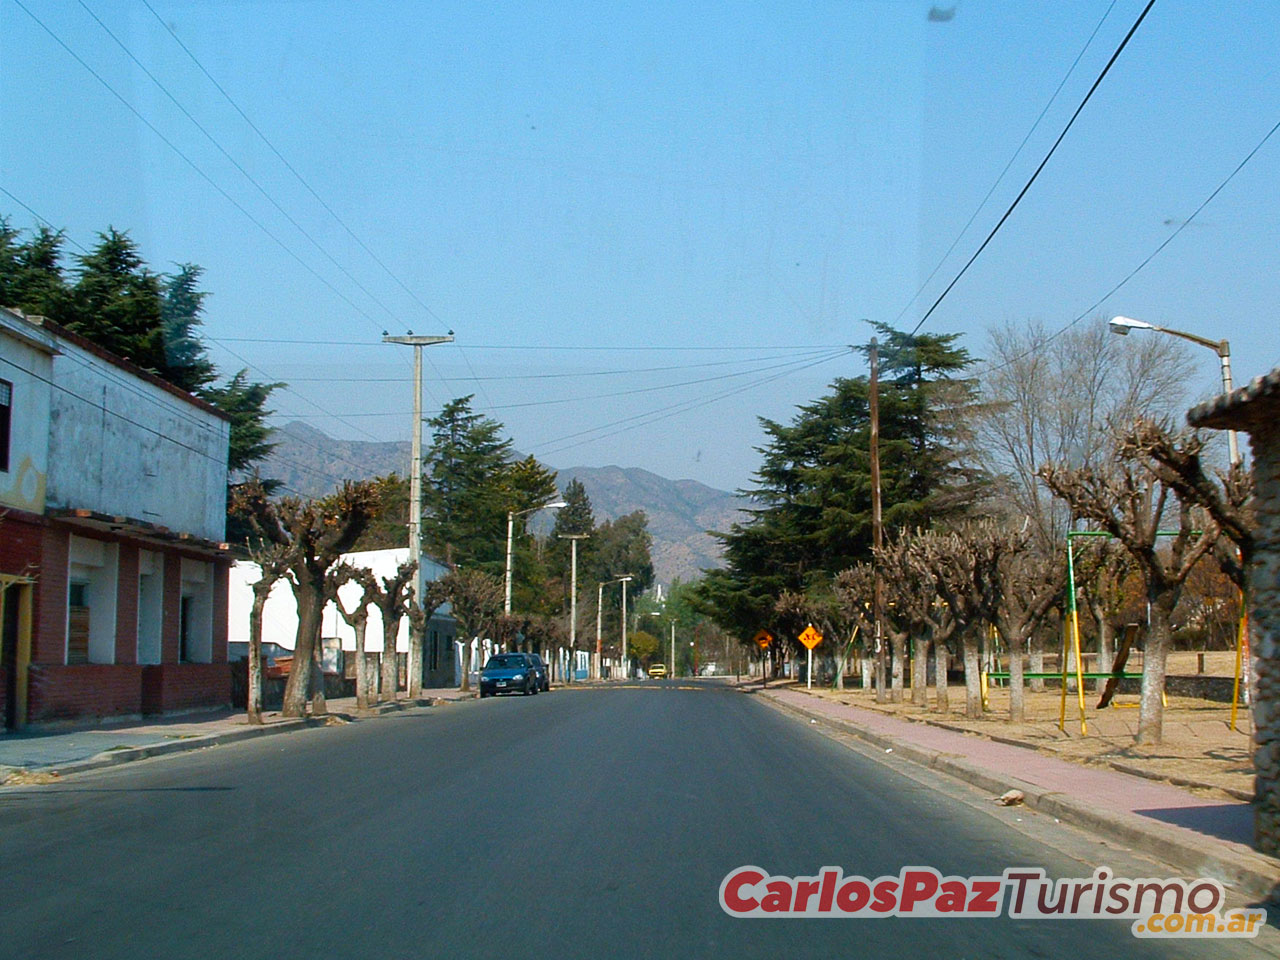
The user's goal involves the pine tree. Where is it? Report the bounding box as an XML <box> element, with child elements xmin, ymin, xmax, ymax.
<box><xmin>65</xmin><ymin>228</ymin><xmax>166</xmax><ymax>373</ymax></box>
<box><xmin>421</xmin><ymin>396</ymin><xmax>515</xmax><ymax>571</ymax></box>
<box><xmin>160</xmin><ymin>263</ymin><xmax>217</xmax><ymax>392</ymax></box>
<box><xmin>693</xmin><ymin>324</ymin><xmax>984</xmax><ymax>641</ymax></box>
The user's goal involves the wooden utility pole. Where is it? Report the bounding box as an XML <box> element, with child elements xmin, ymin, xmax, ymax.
<box><xmin>869</xmin><ymin>337</ymin><xmax>887</xmax><ymax>703</ymax></box>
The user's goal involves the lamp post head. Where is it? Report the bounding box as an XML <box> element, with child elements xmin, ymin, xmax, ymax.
<box><xmin>1109</xmin><ymin>315</ymin><xmax>1153</xmax><ymax>336</ymax></box>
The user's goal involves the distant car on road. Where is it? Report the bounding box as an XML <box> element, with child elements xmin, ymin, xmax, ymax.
<box><xmin>479</xmin><ymin>653</ymin><xmax>539</xmax><ymax>698</ymax></box>
<box><xmin>527</xmin><ymin>653</ymin><xmax>550</xmax><ymax>692</ymax></box>
<box><xmin>647</xmin><ymin>663</ymin><xmax>668</xmax><ymax>678</ymax></box>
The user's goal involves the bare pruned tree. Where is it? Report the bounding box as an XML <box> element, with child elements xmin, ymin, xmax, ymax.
<box><xmin>1123</xmin><ymin>418</ymin><xmax>1255</xmax><ymax>588</ymax></box>
<box><xmin>1040</xmin><ymin>429</ymin><xmax>1220</xmax><ymax>744</ymax></box>
<box><xmin>241</xmin><ymin>539</ymin><xmax>291</xmax><ymax>725</ymax></box>
<box><xmin>406</xmin><ymin>579</ymin><xmax>449</xmax><ymax>698</ymax></box>
<box><xmin>329</xmin><ymin>562</ymin><xmax>377</xmax><ymax>709</ymax></box>
<box><xmin>441</xmin><ymin>569</ymin><xmax>504</xmax><ymax>692</ymax></box>
<box><xmin>233</xmin><ymin>479</ymin><xmax>384</xmax><ymax>718</ymax></box>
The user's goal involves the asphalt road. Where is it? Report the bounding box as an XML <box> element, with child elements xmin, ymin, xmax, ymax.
<box><xmin>1</xmin><ymin>681</ymin><xmax>1276</xmax><ymax>960</ymax></box>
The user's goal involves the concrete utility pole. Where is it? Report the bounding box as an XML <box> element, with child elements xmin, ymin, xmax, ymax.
<box><xmin>559</xmin><ymin>534</ymin><xmax>589</xmax><ymax>682</ymax></box>
<box><xmin>383</xmin><ymin>334</ymin><xmax>453</xmax><ymax>579</ymax></box>
<box><xmin>670</xmin><ymin>618</ymin><xmax>677</xmax><ymax>677</ymax></box>
<box><xmin>869</xmin><ymin>337</ymin><xmax>886</xmax><ymax>704</ymax></box>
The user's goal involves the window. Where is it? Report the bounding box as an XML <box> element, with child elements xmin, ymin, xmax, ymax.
<box><xmin>0</xmin><ymin>379</ymin><xmax>10</xmax><ymax>473</ymax></box>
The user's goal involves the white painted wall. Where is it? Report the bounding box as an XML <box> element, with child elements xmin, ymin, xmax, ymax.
<box><xmin>0</xmin><ymin>309</ymin><xmax>54</xmax><ymax>514</ymax></box>
<box><xmin>228</xmin><ymin>548</ymin><xmax>455</xmax><ymax>653</ymax></box>
<box><xmin>69</xmin><ymin>535</ymin><xmax>118</xmax><ymax>665</ymax></box>
<box><xmin>45</xmin><ymin>332</ymin><xmax>229</xmax><ymax>542</ymax></box>
<box><xmin>137</xmin><ymin>549</ymin><xmax>164</xmax><ymax>665</ymax></box>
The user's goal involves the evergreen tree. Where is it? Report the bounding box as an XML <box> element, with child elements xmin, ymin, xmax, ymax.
<box><xmin>693</xmin><ymin>324</ymin><xmax>984</xmax><ymax>641</ymax></box>
<box><xmin>201</xmin><ymin>370</ymin><xmax>282</xmax><ymax>474</ymax></box>
<box><xmin>0</xmin><ymin>218</ymin><xmax>69</xmax><ymax>317</ymax></box>
<box><xmin>65</xmin><ymin>228</ymin><xmax>167</xmax><ymax>373</ymax></box>
<box><xmin>553</xmin><ymin>478</ymin><xmax>595</xmax><ymax>537</ymax></box>
<box><xmin>160</xmin><ymin>263</ymin><xmax>217</xmax><ymax>392</ymax></box>
<box><xmin>421</xmin><ymin>396</ymin><xmax>515</xmax><ymax>570</ymax></box>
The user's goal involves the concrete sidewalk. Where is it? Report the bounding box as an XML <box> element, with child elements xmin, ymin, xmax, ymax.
<box><xmin>750</xmin><ymin>683</ymin><xmax>1280</xmax><ymax>904</ymax></box>
<box><xmin>0</xmin><ymin>687</ymin><xmax>476</xmax><ymax>781</ymax></box>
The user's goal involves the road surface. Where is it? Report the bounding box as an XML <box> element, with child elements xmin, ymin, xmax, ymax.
<box><xmin>1</xmin><ymin>681</ymin><xmax>1275</xmax><ymax>959</ymax></box>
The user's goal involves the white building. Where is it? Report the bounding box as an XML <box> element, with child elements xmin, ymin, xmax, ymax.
<box><xmin>229</xmin><ymin>548</ymin><xmax>458</xmax><ymax>688</ymax></box>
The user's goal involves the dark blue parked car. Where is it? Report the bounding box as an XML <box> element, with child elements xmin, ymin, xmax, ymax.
<box><xmin>479</xmin><ymin>653</ymin><xmax>539</xmax><ymax>698</ymax></box>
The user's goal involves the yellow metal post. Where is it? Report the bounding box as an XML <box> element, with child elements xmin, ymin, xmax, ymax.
<box><xmin>1072</xmin><ymin>607</ymin><xmax>1087</xmax><ymax>735</ymax></box>
<box><xmin>1231</xmin><ymin>601</ymin><xmax>1248</xmax><ymax>733</ymax></box>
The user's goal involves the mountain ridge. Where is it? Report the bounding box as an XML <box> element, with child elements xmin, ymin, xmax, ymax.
<box><xmin>262</xmin><ymin>421</ymin><xmax>749</xmax><ymax>583</ymax></box>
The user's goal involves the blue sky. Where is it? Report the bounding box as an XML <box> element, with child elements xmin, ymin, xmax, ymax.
<box><xmin>2</xmin><ymin>1</ymin><xmax>1277</xmax><ymax>491</ymax></box>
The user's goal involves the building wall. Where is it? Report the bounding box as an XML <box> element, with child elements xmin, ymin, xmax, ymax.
<box><xmin>0</xmin><ymin>314</ymin><xmax>54</xmax><ymax>515</ymax></box>
<box><xmin>1248</xmin><ymin>419</ymin><xmax>1280</xmax><ymax>856</ymax></box>
<box><xmin>45</xmin><ymin>334</ymin><xmax>229</xmax><ymax>542</ymax></box>
<box><xmin>27</xmin><ymin>664</ymin><xmax>144</xmax><ymax>722</ymax></box>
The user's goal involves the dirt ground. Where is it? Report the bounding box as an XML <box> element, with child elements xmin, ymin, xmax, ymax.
<box><xmin>790</xmin><ymin>651</ymin><xmax>1255</xmax><ymax>803</ymax></box>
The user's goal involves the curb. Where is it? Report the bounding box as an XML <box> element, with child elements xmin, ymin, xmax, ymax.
<box><xmin>752</xmin><ymin>688</ymin><xmax>1280</xmax><ymax>905</ymax></box>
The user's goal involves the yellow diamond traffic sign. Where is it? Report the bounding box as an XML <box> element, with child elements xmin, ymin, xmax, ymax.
<box><xmin>798</xmin><ymin>625</ymin><xmax>823</xmax><ymax>650</ymax></box>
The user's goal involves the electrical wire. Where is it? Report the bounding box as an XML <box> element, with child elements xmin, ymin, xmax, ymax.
<box><xmin>78</xmin><ymin>0</ymin><xmax>413</xmax><ymax>331</ymax></box>
<box><xmin>975</xmin><ymin>110</ymin><xmax>1280</xmax><ymax>378</ymax></box>
<box><xmin>275</xmin><ymin>349</ymin><xmax>840</xmax><ymax>383</ymax></box>
<box><xmin>909</xmin><ymin>0</ymin><xmax>1158</xmax><ymax>335</ymax></box>
<box><xmin>0</xmin><ymin>187</ymin><xmax>89</xmax><ymax>253</ymax></box>
<box><xmin>891</xmin><ymin>0</ymin><xmax>1118</xmax><ymax>326</ymax></box>
<box><xmin>141</xmin><ymin>0</ymin><xmax>452</xmax><ymax>329</ymax></box>
<box><xmin>530</xmin><ymin>350</ymin><xmax>848</xmax><ymax>458</ymax></box>
<box><xmin>11</xmin><ymin>0</ymin><xmax>398</xmax><ymax>338</ymax></box>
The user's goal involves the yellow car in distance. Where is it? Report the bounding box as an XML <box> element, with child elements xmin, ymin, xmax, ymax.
<box><xmin>647</xmin><ymin>663</ymin><xmax>668</xmax><ymax>678</ymax></box>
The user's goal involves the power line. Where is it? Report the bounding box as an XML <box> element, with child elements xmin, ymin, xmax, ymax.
<box><xmin>275</xmin><ymin>350</ymin><xmax>839</xmax><ymax>383</ymax></box>
<box><xmin>12</xmin><ymin>0</ymin><xmax>396</xmax><ymax>336</ymax></box>
<box><xmin>141</xmin><ymin>0</ymin><xmax>451</xmax><ymax>329</ymax></box>
<box><xmin>208</xmin><ymin>336</ymin><xmax>844</xmax><ymax>352</ymax></box>
<box><xmin>891</xmin><ymin>0</ymin><xmax>1118</xmax><ymax>326</ymax></box>
<box><xmin>909</xmin><ymin>0</ymin><xmax>1158</xmax><ymax>336</ymax></box>
<box><xmin>0</xmin><ymin>187</ymin><xmax>90</xmax><ymax>253</ymax></box>
<box><xmin>533</xmin><ymin>351</ymin><xmax>847</xmax><ymax>459</ymax></box>
<box><xmin>78</xmin><ymin>0</ymin><xmax>411</xmax><ymax>331</ymax></box>
<box><xmin>976</xmin><ymin>110</ymin><xmax>1280</xmax><ymax>377</ymax></box>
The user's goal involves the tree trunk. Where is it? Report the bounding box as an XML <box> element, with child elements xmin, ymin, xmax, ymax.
<box><xmin>889</xmin><ymin>635</ymin><xmax>905</xmax><ymax>703</ymax></box>
<box><xmin>962</xmin><ymin>634</ymin><xmax>983</xmax><ymax>719</ymax></box>
<box><xmin>247</xmin><ymin>588</ymin><xmax>270</xmax><ymax>725</ymax></box>
<box><xmin>282</xmin><ymin>588</ymin><xmax>323</xmax><ymax>718</ymax></box>
<box><xmin>911</xmin><ymin>635</ymin><xmax>929</xmax><ymax>706</ymax></box>
<box><xmin>460</xmin><ymin>640</ymin><xmax>472</xmax><ymax>692</ymax></box>
<box><xmin>1029</xmin><ymin>632</ymin><xmax>1046</xmax><ymax>693</ymax></box>
<box><xmin>1138</xmin><ymin>600</ymin><xmax>1174</xmax><ymax>745</ymax></box>
<box><xmin>408</xmin><ymin>619</ymin><xmax>425</xmax><ymax>698</ymax></box>
<box><xmin>934</xmin><ymin>642</ymin><xmax>949</xmax><ymax>713</ymax></box>
<box><xmin>1009</xmin><ymin>636</ymin><xmax>1025</xmax><ymax>723</ymax></box>
<box><xmin>1095</xmin><ymin>617</ymin><xmax>1114</xmax><ymax>695</ymax></box>
<box><xmin>353</xmin><ymin>618</ymin><xmax>370</xmax><ymax>710</ymax></box>
<box><xmin>380</xmin><ymin>614</ymin><xmax>399</xmax><ymax>703</ymax></box>
<box><xmin>860</xmin><ymin>653</ymin><xmax>872</xmax><ymax>690</ymax></box>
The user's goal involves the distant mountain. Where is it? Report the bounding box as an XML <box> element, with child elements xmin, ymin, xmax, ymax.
<box><xmin>262</xmin><ymin>421</ymin><xmax>749</xmax><ymax>583</ymax></box>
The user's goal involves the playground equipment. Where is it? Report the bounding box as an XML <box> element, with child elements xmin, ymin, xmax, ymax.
<box><xmin>983</xmin><ymin>529</ymin><xmax>1251</xmax><ymax>735</ymax></box>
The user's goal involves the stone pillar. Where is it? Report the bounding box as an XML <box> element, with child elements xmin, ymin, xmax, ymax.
<box><xmin>1249</xmin><ymin>421</ymin><xmax>1280</xmax><ymax>856</ymax></box>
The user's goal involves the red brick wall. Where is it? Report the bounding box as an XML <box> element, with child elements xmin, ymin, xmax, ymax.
<box><xmin>0</xmin><ymin>510</ymin><xmax>43</xmax><ymax>577</ymax></box>
<box><xmin>161</xmin><ymin>554</ymin><xmax>181</xmax><ymax>663</ymax></box>
<box><xmin>211</xmin><ymin>561</ymin><xmax>229</xmax><ymax>664</ymax></box>
<box><xmin>141</xmin><ymin>664</ymin><xmax>230</xmax><ymax>715</ymax></box>
<box><xmin>27</xmin><ymin>664</ymin><xmax>144</xmax><ymax>722</ymax></box>
<box><xmin>115</xmin><ymin>543</ymin><xmax>138</xmax><ymax>665</ymax></box>
<box><xmin>33</xmin><ymin>527</ymin><xmax>68</xmax><ymax>665</ymax></box>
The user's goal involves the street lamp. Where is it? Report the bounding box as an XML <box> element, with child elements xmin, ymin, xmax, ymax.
<box><xmin>505</xmin><ymin>500</ymin><xmax>567</xmax><ymax>616</ymax></box>
<box><xmin>597</xmin><ymin>575</ymin><xmax>632</xmax><ymax>679</ymax></box>
<box><xmin>1109</xmin><ymin>316</ymin><xmax>1241</xmax><ymax>466</ymax></box>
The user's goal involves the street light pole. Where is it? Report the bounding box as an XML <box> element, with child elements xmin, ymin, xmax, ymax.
<box><xmin>382</xmin><ymin>334</ymin><xmax>454</xmax><ymax>578</ymax></box>
<box><xmin>559</xmin><ymin>534</ymin><xmax>588</xmax><ymax>682</ymax></box>
<box><xmin>1109</xmin><ymin>316</ymin><xmax>1241</xmax><ymax>466</ymax></box>
<box><xmin>596</xmin><ymin>575</ymin><xmax>631</xmax><ymax>679</ymax></box>
<box><xmin>620</xmin><ymin>576</ymin><xmax>631</xmax><ymax>680</ymax></box>
<box><xmin>504</xmin><ymin>500</ymin><xmax>568</xmax><ymax>615</ymax></box>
